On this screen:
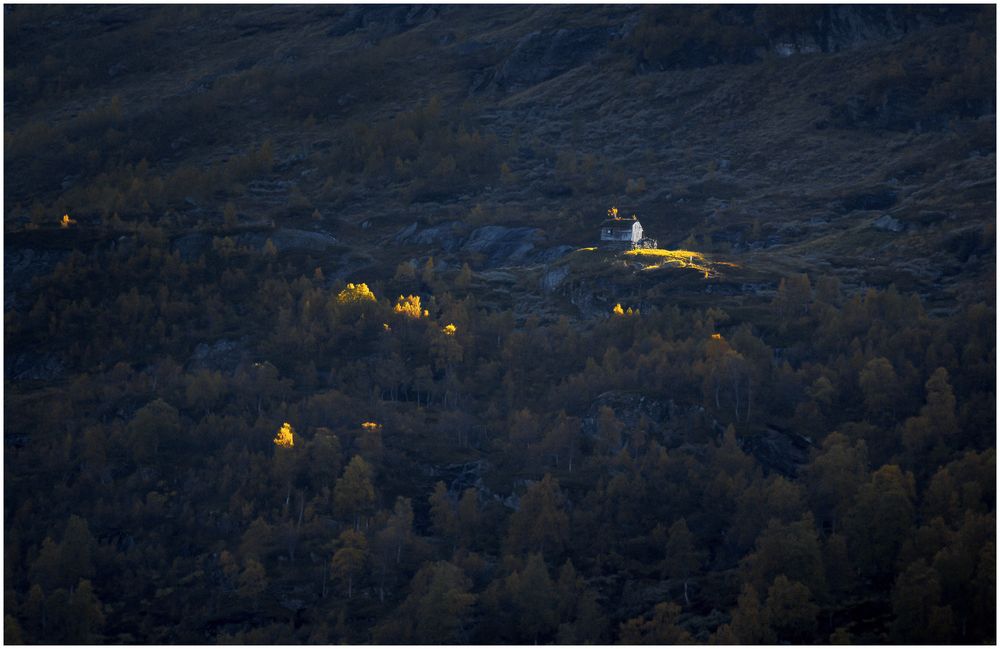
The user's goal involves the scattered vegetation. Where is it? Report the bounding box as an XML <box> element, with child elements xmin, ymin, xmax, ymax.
<box><xmin>4</xmin><ymin>221</ymin><xmax>994</xmax><ymax>642</ymax></box>
<box><xmin>3</xmin><ymin>4</ymin><xmax>994</xmax><ymax>646</ymax></box>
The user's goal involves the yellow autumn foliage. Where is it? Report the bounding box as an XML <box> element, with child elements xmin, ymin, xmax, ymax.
<box><xmin>361</xmin><ymin>421</ymin><xmax>382</xmax><ymax>430</ymax></box>
<box><xmin>273</xmin><ymin>422</ymin><xmax>295</xmax><ymax>448</ymax></box>
<box><xmin>394</xmin><ymin>294</ymin><xmax>428</xmax><ymax>319</ymax></box>
<box><xmin>441</xmin><ymin>323</ymin><xmax>457</xmax><ymax>336</ymax></box>
<box><xmin>337</xmin><ymin>283</ymin><xmax>376</xmax><ymax>304</ymax></box>
<box><xmin>612</xmin><ymin>303</ymin><xmax>639</xmax><ymax>317</ymax></box>
<box><xmin>60</xmin><ymin>214</ymin><xmax>76</xmax><ymax>228</ymax></box>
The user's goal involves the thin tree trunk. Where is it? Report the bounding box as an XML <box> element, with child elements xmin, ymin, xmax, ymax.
<box><xmin>379</xmin><ymin>561</ymin><xmax>386</xmax><ymax>603</ymax></box>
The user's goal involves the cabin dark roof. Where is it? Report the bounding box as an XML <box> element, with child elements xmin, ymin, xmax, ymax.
<box><xmin>600</xmin><ymin>218</ymin><xmax>638</xmax><ymax>230</ymax></box>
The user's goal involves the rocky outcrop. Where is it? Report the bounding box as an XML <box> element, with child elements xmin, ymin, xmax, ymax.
<box><xmin>429</xmin><ymin>460</ymin><xmax>491</xmax><ymax>495</ymax></box>
<box><xmin>462</xmin><ymin>225</ymin><xmax>542</xmax><ymax>266</ymax></box>
<box><xmin>766</xmin><ymin>5</ymin><xmax>979</xmax><ymax>55</ymax></box>
<box><xmin>536</xmin><ymin>244</ymin><xmax>575</xmax><ymax>263</ymax></box>
<box><xmin>541</xmin><ymin>266</ymin><xmax>570</xmax><ymax>292</ymax></box>
<box><xmin>872</xmin><ymin>214</ymin><xmax>905</xmax><ymax>233</ymax></box>
<box><xmin>187</xmin><ymin>338</ymin><xmax>248</xmax><ymax>373</ymax></box>
<box><xmin>265</xmin><ymin>228</ymin><xmax>339</xmax><ymax>253</ymax></box>
<box><xmin>4</xmin><ymin>248</ymin><xmax>69</xmax><ymax>311</ymax></box>
<box><xmin>393</xmin><ymin>221</ymin><xmax>465</xmax><ymax>251</ymax></box>
<box><xmin>326</xmin><ymin>4</ymin><xmax>435</xmax><ymax>39</ymax></box>
<box><xmin>742</xmin><ymin>424</ymin><xmax>814</xmax><ymax>476</ymax></box>
<box><xmin>582</xmin><ymin>391</ymin><xmax>673</xmax><ymax>441</ymax></box>
<box><xmin>463</xmin><ymin>226</ymin><xmax>574</xmax><ymax>268</ymax></box>
<box><xmin>392</xmin><ymin>222</ymin><xmax>572</xmax><ymax>268</ymax></box>
<box><xmin>6</xmin><ymin>352</ymin><xmax>65</xmax><ymax>381</ymax></box>
<box><xmin>493</xmin><ymin>27</ymin><xmax>612</xmax><ymax>90</ymax></box>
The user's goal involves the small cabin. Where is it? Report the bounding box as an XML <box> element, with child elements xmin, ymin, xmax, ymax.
<box><xmin>600</xmin><ymin>217</ymin><xmax>643</xmax><ymax>248</ymax></box>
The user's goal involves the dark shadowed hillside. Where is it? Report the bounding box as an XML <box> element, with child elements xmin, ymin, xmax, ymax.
<box><xmin>4</xmin><ymin>4</ymin><xmax>995</xmax><ymax>644</ymax></box>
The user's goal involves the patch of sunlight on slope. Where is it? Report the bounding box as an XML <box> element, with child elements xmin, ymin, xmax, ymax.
<box><xmin>624</xmin><ymin>248</ymin><xmax>739</xmax><ymax>278</ymax></box>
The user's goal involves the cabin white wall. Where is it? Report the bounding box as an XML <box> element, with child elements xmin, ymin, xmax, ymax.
<box><xmin>601</xmin><ymin>222</ymin><xmax>643</xmax><ymax>242</ymax></box>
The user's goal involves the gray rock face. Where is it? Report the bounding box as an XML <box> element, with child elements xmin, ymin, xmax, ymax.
<box><xmin>187</xmin><ymin>338</ymin><xmax>247</xmax><ymax>373</ymax></box>
<box><xmin>462</xmin><ymin>225</ymin><xmax>542</xmax><ymax>266</ymax></box>
<box><xmin>326</xmin><ymin>4</ymin><xmax>434</xmax><ymax>39</ymax></box>
<box><xmin>541</xmin><ymin>266</ymin><xmax>570</xmax><ymax>292</ymax></box>
<box><xmin>743</xmin><ymin>425</ymin><xmax>813</xmax><ymax>476</ymax></box>
<box><xmin>771</xmin><ymin>5</ymin><xmax>976</xmax><ymax>56</ymax></box>
<box><xmin>820</xmin><ymin>5</ymin><xmax>906</xmax><ymax>52</ymax></box>
<box><xmin>872</xmin><ymin>214</ymin><xmax>905</xmax><ymax>233</ymax></box>
<box><xmin>430</xmin><ymin>460</ymin><xmax>491</xmax><ymax>495</ymax></box>
<box><xmin>774</xmin><ymin>35</ymin><xmax>823</xmax><ymax>57</ymax></box>
<box><xmin>7</xmin><ymin>352</ymin><xmax>64</xmax><ymax>381</ymax></box>
<box><xmin>4</xmin><ymin>248</ymin><xmax>69</xmax><ymax>311</ymax></box>
<box><xmin>536</xmin><ymin>245</ymin><xmax>575</xmax><ymax>264</ymax></box>
<box><xmin>582</xmin><ymin>391</ymin><xmax>671</xmax><ymax>441</ymax></box>
<box><xmin>393</xmin><ymin>222</ymin><xmax>419</xmax><ymax>241</ymax></box>
<box><xmin>394</xmin><ymin>221</ymin><xmax>465</xmax><ymax>251</ymax></box>
<box><xmin>392</xmin><ymin>222</ymin><xmax>572</xmax><ymax>268</ymax></box>
<box><xmin>265</xmin><ymin>228</ymin><xmax>339</xmax><ymax>253</ymax></box>
<box><xmin>494</xmin><ymin>27</ymin><xmax>611</xmax><ymax>90</ymax></box>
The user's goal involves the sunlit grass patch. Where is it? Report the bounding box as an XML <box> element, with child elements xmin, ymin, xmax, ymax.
<box><xmin>625</xmin><ymin>248</ymin><xmax>706</xmax><ymax>262</ymax></box>
<box><xmin>623</xmin><ymin>248</ymin><xmax>739</xmax><ymax>278</ymax></box>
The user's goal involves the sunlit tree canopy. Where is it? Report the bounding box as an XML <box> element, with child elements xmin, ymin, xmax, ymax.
<box><xmin>441</xmin><ymin>323</ymin><xmax>457</xmax><ymax>335</ymax></box>
<box><xmin>273</xmin><ymin>422</ymin><xmax>295</xmax><ymax>448</ymax></box>
<box><xmin>612</xmin><ymin>304</ymin><xmax>638</xmax><ymax>317</ymax></box>
<box><xmin>337</xmin><ymin>282</ymin><xmax>376</xmax><ymax>304</ymax></box>
<box><xmin>394</xmin><ymin>294</ymin><xmax>428</xmax><ymax>319</ymax></box>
